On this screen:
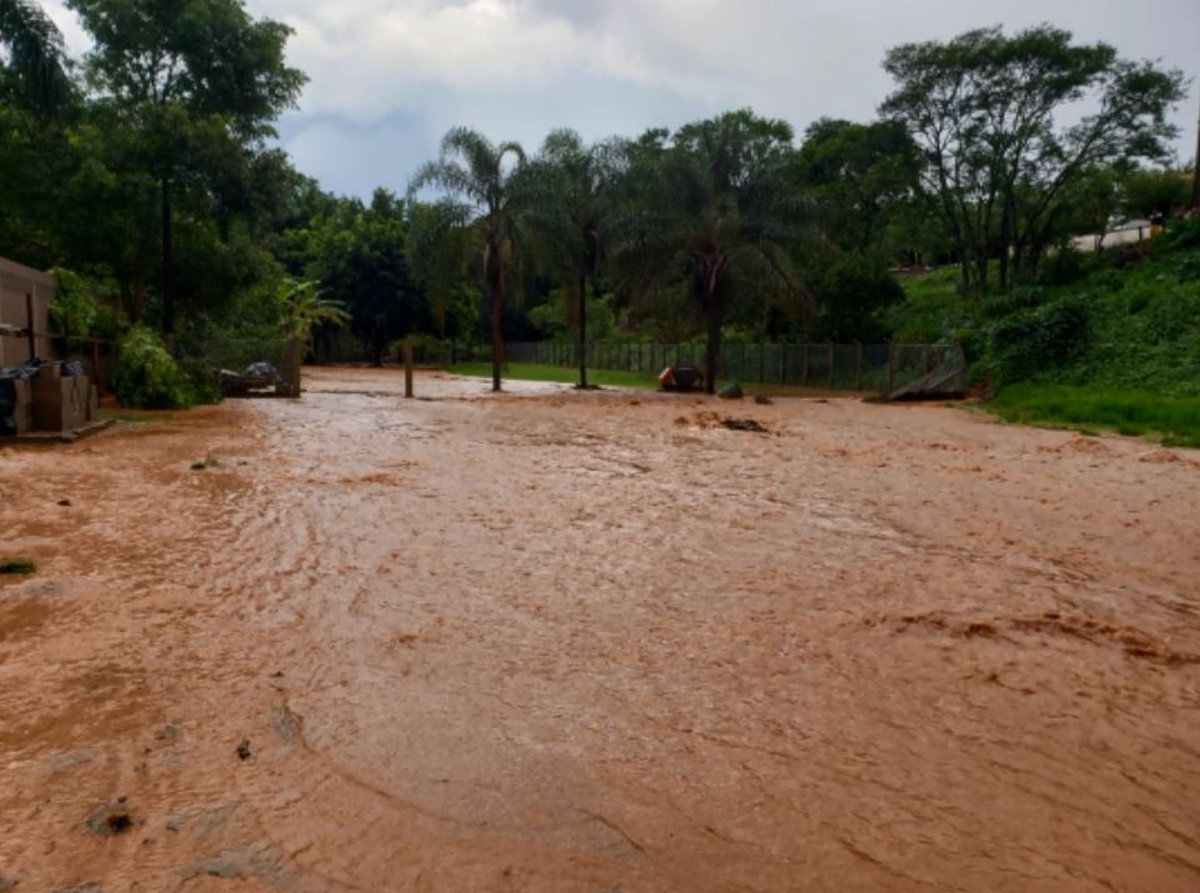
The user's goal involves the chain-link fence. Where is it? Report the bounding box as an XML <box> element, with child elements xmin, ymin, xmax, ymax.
<box><xmin>506</xmin><ymin>340</ymin><xmax>964</xmax><ymax>396</ymax></box>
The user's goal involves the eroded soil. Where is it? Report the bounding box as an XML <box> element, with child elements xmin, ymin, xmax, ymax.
<box><xmin>1</xmin><ymin>366</ymin><xmax>1198</xmax><ymax>892</ymax></box>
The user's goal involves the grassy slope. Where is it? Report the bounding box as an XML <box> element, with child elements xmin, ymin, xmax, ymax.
<box><xmin>896</xmin><ymin>225</ymin><xmax>1200</xmax><ymax>445</ymax></box>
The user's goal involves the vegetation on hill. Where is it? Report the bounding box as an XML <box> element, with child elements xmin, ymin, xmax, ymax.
<box><xmin>894</xmin><ymin>220</ymin><xmax>1200</xmax><ymax>443</ymax></box>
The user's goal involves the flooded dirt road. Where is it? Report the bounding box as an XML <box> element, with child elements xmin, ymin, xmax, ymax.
<box><xmin>2</xmin><ymin>366</ymin><xmax>1199</xmax><ymax>892</ymax></box>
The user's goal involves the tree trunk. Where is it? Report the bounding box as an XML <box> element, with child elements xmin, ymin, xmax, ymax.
<box><xmin>577</xmin><ymin>272</ymin><xmax>588</xmax><ymax>389</ymax></box>
<box><xmin>998</xmin><ymin>199</ymin><xmax>1013</xmax><ymax>291</ymax></box>
<box><xmin>490</xmin><ymin>277</ymin><xmax>503</xmax><ymax>393</ymax></box>
<box><xmin>160</xmin><ymin>177</ymin><xmax>175</xmax><ymax>338</ymax></box>
<box><xmin>704</xmin><ymin>299</ymin><xmax>721</xmax><ymax>396</ymax></box>
<box><xmin>975</xmin><ymin>253</ymin><xmax>989</xmax><ymax>296</ymax></box>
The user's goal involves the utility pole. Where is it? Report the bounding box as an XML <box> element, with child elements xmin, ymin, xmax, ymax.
<box><xmin>1193</xmin><ymin>89</ymin><xmax>1200</xmax><ymax>210</ymax></box>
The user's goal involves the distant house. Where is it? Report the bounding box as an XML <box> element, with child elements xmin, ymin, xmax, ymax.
<box><xmin>1070</xmin><ymin>219</ymin><xmax>1159</xmax><ymax>254</ymax></box>
<box><xmin>0</xmin><ymin>256</ymin><xmax>56</xmax><ymax>367</ymax></box>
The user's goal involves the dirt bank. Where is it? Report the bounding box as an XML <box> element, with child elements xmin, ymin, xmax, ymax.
<box><xmin>2</xmin><ymin>366</ymin><xmax>1198</xmax><ymax>892</ymax></box>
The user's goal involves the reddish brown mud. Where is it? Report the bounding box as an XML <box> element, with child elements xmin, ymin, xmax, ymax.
<box><xmin>1</xmin><ymin>366</ymin><xmax>1198</xmax><ymax>892</ymax></box>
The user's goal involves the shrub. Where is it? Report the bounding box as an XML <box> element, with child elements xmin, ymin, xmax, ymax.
<box><xmin>114</xmin><ymin>326</ymin><xmax>195</xmax><ymax>409</ymax></box>
<box><xmin>985</xmin><ymin>296</ymin><xmax>1091</xmax><ymax>385</ymax></box>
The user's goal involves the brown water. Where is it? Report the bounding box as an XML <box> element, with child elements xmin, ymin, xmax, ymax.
<box><xmin>2</xmin><ymin>366</ymin><xmax>1198</xmax><ymax>892</ymax></box>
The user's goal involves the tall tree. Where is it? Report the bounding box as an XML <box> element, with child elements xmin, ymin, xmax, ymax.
<box><xmin>409</xmin><ymin>127</ymin><xmax>525</xmax><ymax>392</ymax></box>
<box><xmin>612</xmin><ymin>110</ymin><xmax>808</xmax><ymax>394</ymax></box>
<box><xmin>516</xmin><ymin>129</ymin><xmax>623</xmax><ymax>388</ymax></box>
<box><xmin>67</xmin><ymin>0</ymin><xmax>306</xmax><ymax>336</ymax></box>
<box><xmin>305</xmin><ymin>189</ymin><xmax>428</xmax><ymax>365</ymax></box>
<box><xmin>0</xmin><ymin>0</ymin><xmax>71</xmax><ymax>110</ymax></box>
<box><xmin>795</xmin><ymin>117</ymin><xmax>919</xmax><ymax>258</ymax></box>
<box><xmin>882</xmin><ymin>25</ymin><xmax>1186</xmax><ymax>294</ymax></box>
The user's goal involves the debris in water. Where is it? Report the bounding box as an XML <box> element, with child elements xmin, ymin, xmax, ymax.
<box><xmin>720</xmin><ymin>418</ymin><xmax>768</xmax><ymax>433</ymax></box>
<box><xmin>236</xmin><ymin>739</ymin><xmax>252</xmax><ymax>761</ymax></box>
<box><xmin>86</xmin><ymin>798</ymin><xmax>134</xmax><ymax>837</ymax></box>
<box><xmin>0</xmin><ymin>557</ymin><xmax>37</xmax><ymax>575</ymax></box>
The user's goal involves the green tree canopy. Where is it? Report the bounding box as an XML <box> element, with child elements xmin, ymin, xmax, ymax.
<box><xmin>0</xmin><ymin>0</ymin><xmax>72</xmax><ymax>110</ymax></box>
<box><xmin>795</xmin><ymin>117</ymin><xmax>919</xmax><ymax>259</ymax></box>
<box><xmin>882</xmin><ymin>24</ymin><xmax>1186</xmax><ymax>294</ymax></box>
<box><xmin>409</xmin><ymin>127</ymin><xmax>526</xmax><ymax>391</ymax></box>
<box><xmin>514</xmin><ymin>129</ymin><xmax>624</xmax><ymax>387</ymax></box>
<box><xmin>67</xmin><ymin>0</ymin><xmax>306</xmax><ymax>334</ymax></box>
<box><xmin>611</xmin><ymin>109</ymin><xmax>810</xmax><ymax>392</ymax></box>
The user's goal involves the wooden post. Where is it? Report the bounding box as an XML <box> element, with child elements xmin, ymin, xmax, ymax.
<box><xmin>827</xmin><ymin>342</ymin><xmax>835</xmax><ymax>388</ymax></box>
<box><xmin>801</xmin><ymin>345</ymin><xmax>809</xmax><ymax>387</ymax></box>
<box><xmin>25</xmin><ymin>292</ymin><xmax>36</xmax><ymax>360</ymax></box>
<box><xmin>855</xmin><ymin>342</ymin><xmax>863</xmax><ymax>391</ymax></box>
<box><xmin>886</xmin><ymin>343</ymin><xmax>895</xmax><ymax>395</ymax></box>
<box><xmin>404</xmin><ymin>338</ymin><xmax>414</xmax><ymax>399</ymax></box>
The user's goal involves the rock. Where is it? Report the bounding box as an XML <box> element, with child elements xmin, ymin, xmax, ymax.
<box><xmin>717</xmin><ymin>380</ymin><xmax>744</xmax><ymax>399</ymax></box>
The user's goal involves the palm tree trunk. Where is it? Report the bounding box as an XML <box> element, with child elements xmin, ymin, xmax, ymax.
<box><xmin>577</xmin><ymin>273</ymin><xmax>588</xmax><ymax>389</ymax></box>
<box><xmin>490</xmin><ymin>277</ymin><xmax>503</xmax><ymax>392</ymax></box>
<box><xmin>704</xmin><ymin>300</ymin><xmax>721</xmax><ymax>396</ymax></box>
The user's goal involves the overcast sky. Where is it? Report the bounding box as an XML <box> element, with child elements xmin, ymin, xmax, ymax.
<box><xmin>45</xmin><ymin>0</ymin><xmax>1200</xmax><ymax>200</ymax></box>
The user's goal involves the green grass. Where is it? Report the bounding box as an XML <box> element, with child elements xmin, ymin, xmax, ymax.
<box><xmin>991</xmin><ymin>384</ymin><xmax>1200</xmax><ymax>447</ymax></box>
<box><xmin>447</xmin><ymin>363</ymin><xmax>661</xmax><ymax>389</ymax></box>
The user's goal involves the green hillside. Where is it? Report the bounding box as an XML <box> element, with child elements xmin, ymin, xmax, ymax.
<box><xmin>894</xmin><ymin>220</ymin><xmax>1200</xmax><ymax>445</ymax></box>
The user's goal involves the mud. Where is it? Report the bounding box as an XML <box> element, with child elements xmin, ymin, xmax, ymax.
<box><xmin>1</xmin><ymin>365</ymin><xmax>1198</xmax><ymax>892</ymax></box>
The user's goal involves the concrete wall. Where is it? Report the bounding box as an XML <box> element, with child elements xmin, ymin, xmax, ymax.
<box><xmin>0</xmin><ymin>257</ymin><xmax>56</xmax><ymax>367</ymax></box>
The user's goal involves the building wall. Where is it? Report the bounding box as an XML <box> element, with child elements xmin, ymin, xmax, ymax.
<box><xmin>0</xmin><ymin>257</ymin><xmax>56</xmax><ymax>367</ymax></box>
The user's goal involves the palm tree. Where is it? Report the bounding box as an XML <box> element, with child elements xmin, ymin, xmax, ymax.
<box><xmin>0</xmin><ymin>0</ymin><xmax>70</xmax><ymax>111</ymax></box>
<box><xmin>409</xmin><ymin>127</ymin><xmax>525</xmax><ymax>392</ymax></box>
<box><xmin>611</xmin><ymin>111</ymin><xmax>810</xmax><ymax>394</ymax></box>
<box><xmin>515</xmin><ymin>129</ymin><xmax>623</xmax><ymax>389</ymax></box>
<box><xmin>277</xmin><ymin>277</ymin><xmax>349</xmax><ymax>357</ymax></box>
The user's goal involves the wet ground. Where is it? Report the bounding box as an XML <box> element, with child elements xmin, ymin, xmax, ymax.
<box><xmin>1</xmin><ymin>366</ymin><xmax>1198</xmax><ymax>892</ymax></box>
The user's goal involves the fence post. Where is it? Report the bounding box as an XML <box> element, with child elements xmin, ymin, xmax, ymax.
<box><xmin>855</xmin><ymin>342</ymin><xmax>863</xmax><ymax>391</ymax></box>
<box><xmin>827</xmin><ymin>342</ymin><xmax>835</xmax><ymax>388</ymax></box>
<box><xmin>886</xmin><ymin>343</ymin><xmax>894</xmax><ymax>395</ymax></box>
<box><xmin>25</xmin><ymin>292</ymin><xmax>35</xmax><ymax>360</ymax></box>
<box><xmin>758</xmin><ymin>344</ymin><xmax>765</xmax><ymax>385</ymax></box>
<box><xmin>404</xmin><ymin>338</ymin><xmax>414</xmax><ymax>399</ymax></box>
<box><xmin>801</xmin><ymin>345</ymin><xmax>808</xmax><ymax>387</ymax></box>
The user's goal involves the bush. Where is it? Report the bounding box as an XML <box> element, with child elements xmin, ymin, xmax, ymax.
<box><xmin>114</xmin><ymin>326</ymin><xmax>195</xmax><ymax>409</ymax></box>
<box><xmin>1040</xmin><ymin>246</ymin><xmax>1090</xmax><ymax>287</ymax></box>
<box><xmin>985</xmin><ymin>296</ymin><xmax>1091</xmax><ymax>385</ymax></box>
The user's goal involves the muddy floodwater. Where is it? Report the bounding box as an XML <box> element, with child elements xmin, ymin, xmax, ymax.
<box><xmin>2</xmin><ymin>366</ymin><xmax>1199</xmax><ymax>892</ymax></box>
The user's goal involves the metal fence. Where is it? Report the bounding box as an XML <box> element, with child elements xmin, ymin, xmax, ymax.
<box><xmin>176</xmin><ymin>336</ymin><xmax>301</xmax><ymax>396</ymax></box>
<box><xmin>506</xmin><ymin>340</ymin><xmax>960</xmax><ymax>394</ymax></box>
